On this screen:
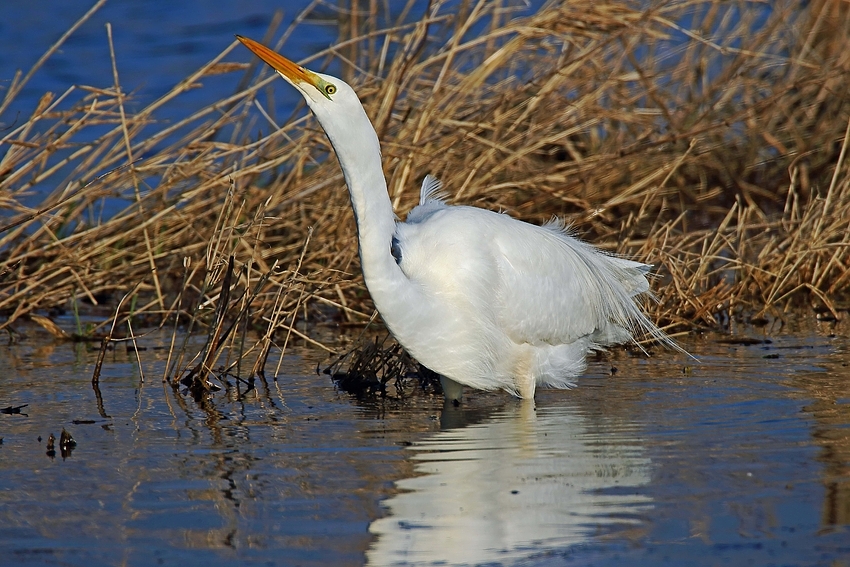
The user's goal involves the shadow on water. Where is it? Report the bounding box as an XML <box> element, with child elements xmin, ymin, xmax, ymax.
<box><xmin>1</xmin><ymin>315</ymin><xmax>850</xmax><ymax>565</ymax></box>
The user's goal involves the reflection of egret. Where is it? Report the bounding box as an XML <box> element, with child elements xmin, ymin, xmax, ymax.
<box><xmin>367</xmin><ymin>403</ymin><xmax>652</xmax><ymax>565</ymax></box>
<box><xmin>237</xmin><ymin>36</ymin><xmax>678</xmax><ymax>403</ymax></box>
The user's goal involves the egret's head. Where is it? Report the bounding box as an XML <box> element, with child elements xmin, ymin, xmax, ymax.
<box><xmin>236</xmin><ymin>35</ymin><xmax>356</xmax><ymax>119</ymax></box>
<box><xmin>236</xmin><ymin>35</ymin><xmax>382</xmax><ymax>187</ymax></box>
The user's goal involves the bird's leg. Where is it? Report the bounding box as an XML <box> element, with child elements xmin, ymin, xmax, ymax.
<box><xmin>440</xmin><ymin>375</ymin><xmax>464</xmax><ymax>405</ymax></box>
<box><xmin>517</xmin><ymin>378</ymin><xmax>536</xmax><ymax>401</ymax></box>
<box><xmin>515</xmin><ymin>365</ymin><xmax>537</xmax><ymax>400</ymax></box>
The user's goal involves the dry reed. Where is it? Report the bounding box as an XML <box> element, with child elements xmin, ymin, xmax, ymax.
<box><xmin>1</xmin><ymin>0</ymin><xmax>849</xmax><ymax>383</ymax></box>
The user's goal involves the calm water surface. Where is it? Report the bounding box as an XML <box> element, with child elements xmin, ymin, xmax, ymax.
<box><xmin>1</xmin><ymin>315</ymin><xmax>849</xmax><ymax>566</ymax></box>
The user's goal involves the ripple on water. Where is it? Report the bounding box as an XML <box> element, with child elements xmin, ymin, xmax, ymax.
<box><xmin>1</xmin><ymin>320</ymin><xmax>849</xmax><ymax>566</ymax></box>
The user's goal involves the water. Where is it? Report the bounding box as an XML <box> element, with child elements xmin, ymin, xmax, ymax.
<box><xmin>1</xmin><ymin>315</ymin><xmax>849</xmax><ymax>566</ymax></box>
<box><xmin>0</xmin><ymin>0</ymin><xmax>527</xmax><ymax>214</ymax></box>
<box><xmin>1</xmin><ymin>0</ymin><xmax>332</xmax><ymax>118</ymax></box>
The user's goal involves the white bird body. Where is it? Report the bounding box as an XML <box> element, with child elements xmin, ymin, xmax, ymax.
<box><xmin>237</xmin><ymin>36</ymin><xmax>677</xmax><ymax>402</ymax></box>
<box><xmin>390</xmin><ymin>192</ymin><xmax>650</xmax><ymax>398</ymax></box>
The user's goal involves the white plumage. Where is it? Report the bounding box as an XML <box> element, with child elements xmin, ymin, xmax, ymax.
<box><xmin>237</xmin><ymin>36</ymin><xmax>678</xmax><ymax>403</ymax></box>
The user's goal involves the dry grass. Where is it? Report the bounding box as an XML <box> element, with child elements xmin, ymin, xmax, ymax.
<box><xmin>1</xmin><ymin>0</ymin><xmax>849</xmax><ymax>381</ymax></box>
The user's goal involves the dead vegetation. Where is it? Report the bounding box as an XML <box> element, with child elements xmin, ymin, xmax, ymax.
<box><xmin>1</xmin><ymin>0</ymin><xmax>849</xmax><ymax>386</ymax></box>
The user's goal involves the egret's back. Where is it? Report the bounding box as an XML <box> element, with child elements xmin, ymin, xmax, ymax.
<box><xmin>388</xmin><ymin>183</ymin><xmax>669</xmax><ymax>398</ymax></box>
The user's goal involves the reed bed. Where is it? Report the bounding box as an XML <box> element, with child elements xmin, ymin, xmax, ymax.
<box><xmin>1</xmin><ymin>0</ymin><xmax>849</xmax><ymax>384</ymax></box>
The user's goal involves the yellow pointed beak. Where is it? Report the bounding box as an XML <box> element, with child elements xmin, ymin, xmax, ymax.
<box><xmin>236</xmin><ymin>35</ymin><xmax>319</xmax><ymax>88</ymax></box>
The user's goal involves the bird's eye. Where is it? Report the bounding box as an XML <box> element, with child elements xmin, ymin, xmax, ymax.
<box><xmin>325</xmin><ymin>84</ymin><xmax>337</xmax><ymax>96</ymax></box>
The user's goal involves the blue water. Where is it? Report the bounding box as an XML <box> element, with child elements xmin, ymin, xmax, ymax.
<box><xmin>0</xmin><ymin>0</ymin><xmax>760</xmax><ymax>214</ymax></box>
<box><xmin>1</xmin><ymin>0</ymin><xmax>334</xmax><ymax>121</ymax></box>
<box><xmin>1</xmin><ymin>319</ymin><xmax>850</xmax><ymax>565</ymax></box>
<box><xmin>2</xmin><ymin>0</ymin><xmax>511</xmax><ymax>213</ymax></box>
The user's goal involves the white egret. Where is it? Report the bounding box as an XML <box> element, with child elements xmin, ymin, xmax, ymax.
<box><xmin>236</xmin><ymin>36</ymin><xmax>679</xmax><ymax>403</ymax></box>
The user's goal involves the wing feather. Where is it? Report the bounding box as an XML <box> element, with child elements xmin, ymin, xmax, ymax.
<box><xmin>406</xmin><ymin>175</ymin><xmax>449</xmax><ymax>224</ymax></box>
<box><xmin>419</xmin><ymin>174</ymin><xmax>446</xmax><ymax>205</ymax></box>
<box><xmin>396</xmin><ymin>196</ymin><xmax>675</xmax><ymax>369</ymax></box>
<box><xmin>488</xmin><ymin>213</ymin><xmax>664</xmax><ymax>348</ymax></box>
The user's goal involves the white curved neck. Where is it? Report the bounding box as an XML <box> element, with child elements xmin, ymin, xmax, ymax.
<box><xmin>318</xmin><ymin>105</ymin><xmax>402</xmax><ymax>294</ymax></box>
